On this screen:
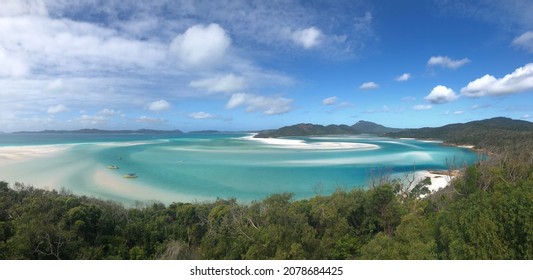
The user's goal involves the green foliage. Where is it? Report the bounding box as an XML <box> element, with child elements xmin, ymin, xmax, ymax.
<box><xmin>387</xmin><ymin>117</ymin><xmax>533</xmax><ymax>151</ymax></box>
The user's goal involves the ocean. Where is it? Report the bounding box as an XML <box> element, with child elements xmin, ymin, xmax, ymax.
<box><xmin>0</xmin><ymin>133</ymin><xmax>478</xmax><ymax>204</ymax></box>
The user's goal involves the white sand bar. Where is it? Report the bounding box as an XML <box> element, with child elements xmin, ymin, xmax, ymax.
<box><xmin>0</xmin><ymin>145</ymin><xmax>71</xmax><ymax>167</ymax></box>
<box><xmin>242</xmin><ymin>134</ymin><xmax>379</xmax><ymax>150</ymax></box>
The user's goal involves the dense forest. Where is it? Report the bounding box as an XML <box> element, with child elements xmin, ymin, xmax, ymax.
<box><xmin>1</xmin><ymin>147</ymin><xmax>531</xmax><ymax>259</ymax></box>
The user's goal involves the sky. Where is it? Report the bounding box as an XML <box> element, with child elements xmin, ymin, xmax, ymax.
<box><xmin>1</xmin><ymin>0</ymin><xmax>533</xmax><ymax>132</ymax></box>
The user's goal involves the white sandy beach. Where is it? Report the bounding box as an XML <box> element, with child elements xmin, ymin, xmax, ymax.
<box><xmin>414</xmin><ymin>170</ymin><xmax>455</xmax><ymax>192</ymax></box>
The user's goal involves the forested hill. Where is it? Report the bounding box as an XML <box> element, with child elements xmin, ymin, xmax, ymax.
<box><xmin>254</xmin><ymin>121</ymin><xmax>401</xmax><ymax>138</ymax></box>
<box><xmin>386</xmin><ymin>117</ymin><xmax>533</xmax><ymax>151</ymax></box>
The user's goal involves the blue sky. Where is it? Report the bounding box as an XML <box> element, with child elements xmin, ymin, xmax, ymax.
<box><xmin>1</xmin><ymin>0</ymin><xmax>532</xmax><ymax>132</ymax></box>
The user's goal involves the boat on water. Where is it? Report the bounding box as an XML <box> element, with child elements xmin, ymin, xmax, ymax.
<box><xmin>107</xmin><ymin>165</ymin><xmax>119</xmax><ymax>169</ymax></box>
<box><xmin>123</xmin><ymin>173</ymin><xmax>138</xmax><ymax>178</ymax></box>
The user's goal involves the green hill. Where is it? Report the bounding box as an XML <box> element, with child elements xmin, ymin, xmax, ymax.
<box><xmin>386</xmin><ymin>117</ymin><xmax>533</xmax><ymax>151</ymax></box>
<box><xmin>254</xmin><ymin>121</ymin><xmax>401</xmax><ymax>138</ymax></box>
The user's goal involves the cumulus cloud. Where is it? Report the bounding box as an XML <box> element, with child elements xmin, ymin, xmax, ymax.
<box><xmin>47</xmin><ymin>104</ymin><xmax>68</xmax><ymax>114</ymax></box>
<box><xmin>135</xmin><ymin>116</ymin><xmax>166</xmax><ymax>124</ymax></box>
<box><xmin>76</xmin><ymin>108</ymin><xmax>124</xmax><ymax>125</ymax></box>
<box><xmin>461</xmin><ymin>63</ymin><xmax>533</xmax><ymax>97</ymax></box>
<box><xmin>360</xmin><ymin>81</ymin><xmax>379</xmax><ymax>90</ymax></box>
<box><xmin>322</xmin><ymin>96</ymin><xmax>338</xmax><ymax>105</ymax></box>
<box><xmin>190</xmin><ymin>112</ymin><xmax>215</xmax><ymax>119</ymax></box>
<box><xmin>513</xmin><ymin>31</ymin><xmax>533</xmax><ymax>52</ymax></box>
<box><xmin>226</xmin><ymin>93</ymin><xmax>292</xmax><ymax>115</ymax></box>
<box><xmin>291</xmin><ymin>27</ymin><xmax>323</xmax><ymax>49</ymax></box>
<box><xmin>425</xmin><ymin>85</ymin><xmax>459</xmax><ymax>104</ymax></box>
<box><xmin>413</xmin><ymin>104</ymin><xmax>432</xmax><ymax>110</ymax></box>
<box><xmin>169</xmin><ymin>23</ymin><xmax>231</xmax><ymax>68</ymax></box>
<box><xmin>395</xmin><ymin>73</ymin><xmax>411</xmax><ymax>81</ymax></box>
<box><xmin>147</xmin><ymin>100</ymin><xmax>171</xmax><ymax>111</ymax></box>
<box><xmin>0</xmin><ymin>16</ymin><xmax>167</xmax><ymax>75</ymax></box>
<box><xmin>97</xmin><ymin>108</ymin><xmax>121</xmax><ymax>116</ymax></box>
<box><xmin>427</xmin><ymin>56</ymin><xmax>470</xmax><ymax>69</ymax></box>
<box><xmin>189</xmin><ymin>74</ymin><xmax>246</xmax><ymax>94</ymax></box>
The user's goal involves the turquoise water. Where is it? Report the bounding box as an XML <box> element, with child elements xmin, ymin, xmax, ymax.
<box><xmin>0</xmin><ymin>133</ymin><xmax>478</xmax><ymax>204</ymax></box>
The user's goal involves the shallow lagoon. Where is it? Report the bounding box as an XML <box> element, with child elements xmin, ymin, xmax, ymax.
<box><xmin>0</xmin><ymin>133</ymin><xmax>478</xmax><ymax>204</ymax></box>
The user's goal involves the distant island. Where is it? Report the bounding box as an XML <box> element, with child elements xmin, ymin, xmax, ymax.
<box><xmin>254</xmin><ymin>120</ymin><xmax>402</xmax><ymax>138</ymax></box>
<box><xmin>187</xmin><ymin>130</ymin><xmax>221</xmax><ymax>134</ymax></box>
<box><xmin>14</xmin><ymin>128</ymin><xmax>183</xmax><ymax>134</ymax></box>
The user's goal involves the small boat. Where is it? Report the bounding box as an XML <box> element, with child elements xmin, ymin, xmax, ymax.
<box><xmin>123</xmin><ymin>173</ymin><xmax>138</xmax><ymax>179</ymax></box>
<box><xmin>107</xmin><ymin>165</ymin><xmax>119</xmax><ymax>169</ymax></box>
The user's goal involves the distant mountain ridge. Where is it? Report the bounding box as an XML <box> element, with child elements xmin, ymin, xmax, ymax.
<box><xmin>14</xmin><ymin>128</ymin><xmax>183</xmax><ymax>134</ymax></box>
<box><xmin>352</xmin><ymin>120</ymin><xmax>403</xmax><ymax>133</ymax></box>
<box><xmin>254</xmin><ymin>121</ymin><xmax>401</xmax><ymax>138</ymax></box>
<box><xmin>386</xmin><ymin>117</ymin><xmax>533</xmax><ymax>150</ymax></box>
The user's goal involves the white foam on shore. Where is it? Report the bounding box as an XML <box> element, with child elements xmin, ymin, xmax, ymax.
<box><xmin>241</xmin><ymin>134</ymin><xmax>379</xmax><ymax>150</ymax></box>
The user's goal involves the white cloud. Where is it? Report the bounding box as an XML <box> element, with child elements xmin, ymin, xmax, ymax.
<box><xmin>169</xmin><ymin>23</ymin><xmax>231</xmax><ymax>68</ymax></box>
<box><xmin>226</xmin><ymin>93</ymin><xmax>292</xmax><ymax>115</ymax></box>
<box><xmin>0</xmin><ymin>46</ymin><xmax>30</xmax><ymax>78</ymax></box>
<box><xmin>0</xmin><ymin>0</ymin><xmax>47</xmax><ymax>17</ymax></box>
<box><xmin>291</xmin><ymin>27</ymin><xmax>323</xmax><ymax>49</ymax></box>
<box><xmin>46</xmin><ymin>79</ymin><xmax>63</xmax><ymax>90</ymax></box>
<box><xmin>413</xmin><ymin>104</ymin><xmax>432</xmax><ymax>110</ymax></box>
<box><xmin>77</xmin><ymin>108</ymin><xmax>122</xmax><ymax>125</ymax></box>
<box><xmin>190</xmin><ymin>112</ymin><xmax>215</xmax><ymax>119</ymax></box>
<box><xmin>97</xmin><ymin>108</ymin><xmax>121</xmax><ymax>116</ymax></box>
<box><xmin>147</xmin><ymin>100</ymin><xmax>171</xmax><ymax>111</ymax></box>
<box><xmin>360</xmin><ymin>81</ymin><xmax>379</xmax><ymax>90</ymax></box>
<box><xmin>189</xmin><ymin>74</ymin><xmax>246</xmax><ymax>94</ymax></box>
<box><xmin>78</xmin><ymin>115</ymin><xmax>106</xmax><ymax>125</ymax></box>
<box><xmin>135</xmin><ymin>116</ymin><xmax>166</xmax><ymax>124</ymax></box>
<box><xmin>453</xmin><ymin>110</ymin><xmax>464</xmax><ymax>115</ymax></box>
<box><xmin>322</xmin><ymin>96</ymin><xmax>338</xmax><ymax>105</ymax></box>
<box><xmin>513</xmin><ymin>31</ymin><xmax>533</xmax><ymax>52</ymax></box>
<box><xmin>427</xmin><ymin>56</ymin><xmax>470</xmax><ymax>69</ymax></box>
<box><xmin>522</xmin><ymin>114</ymin><xmax>532</xmax><ymax>119</ymax></box>
<box><xmin>396</xmin><ymin>73</ymin><xmax>411</xmax><ymax>81</ymax></box>
<box><xmin>425</xmin><ymin>85</ymin><xmax>459</xmax><ymax>104</ymax></box>
<box><xmin>47</xmin><ymin>104</ymin><xmax>68</xmax><ymax>114</ymax></box>
<box><xmin>0</xmin><ymin>16</ymin><xmax>167</xmax><ymax>75</ymax></box>
<box><xmin>461</xmin><ymin>63</ymin><xmax>533</xmax><ymax>97</ymax></box>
